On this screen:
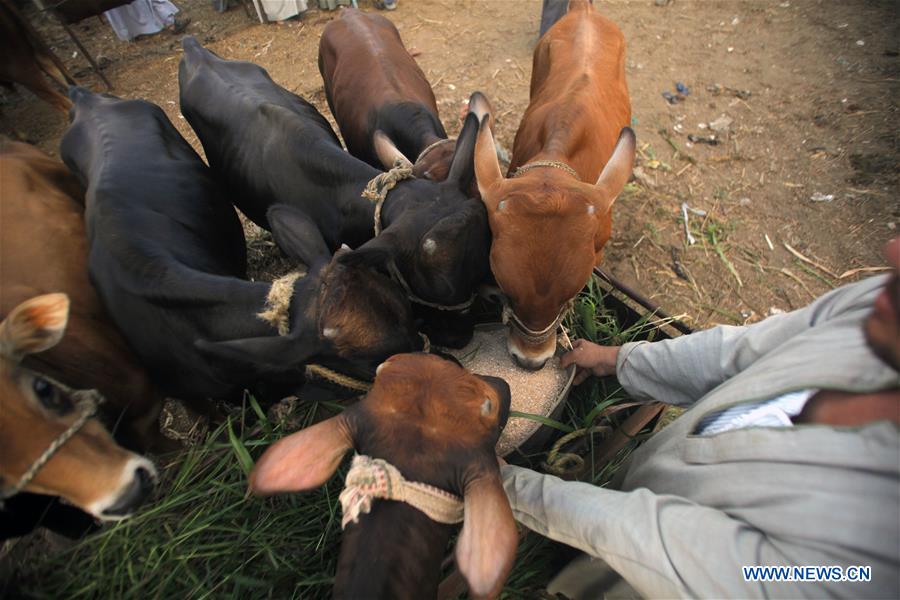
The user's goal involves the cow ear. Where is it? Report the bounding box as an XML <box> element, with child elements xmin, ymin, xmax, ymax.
<box><xmin>267</xmin><ymin>205</ymin><xmax>331</xmax><ymax>267</ymax></box>
<box><xmin>249</xmin><ymin>412</ymin><xmax>354</xmax><ymax>495</ymax></box>
<box><xmin>446</xmin><ymin>112</ymin><xmax>479</xmax><ymax>191</ymax></box>
<box><xmin>592</xmin><ymin>127</ymin><xmax>636</xmax><ymax>214</ymax></box>
<box><xmin>455</xmin><ymin>472</ymin><xmax>518</xmax><ymax>600</ymax></box>
<box><xmin>466</xmin><ymin>91</ymin><xmax>494</xmax><ymax>129</ymax></box>
<box><xmin>373</xmin><ymin>131</ymin><xmax>413</xmax><ymax>171</ymax></box>
<box><xmin>336</xmin><ymin>233</ymin><xmax>398</xmax><ymax>270</ymax></box>
<box><xmin>473</xmin><ymin>115</ymin><xmax>503</xmax><ymax>210</ymax></box>
<box><xmin>0</xmin><ymin>294</ymin><xmax>69</xmax><ymax>361</ymax></box>
<box><xmin>194</xmin><ymin>333</ymin><xmax>319</xmax><ymax>381</ymax></box>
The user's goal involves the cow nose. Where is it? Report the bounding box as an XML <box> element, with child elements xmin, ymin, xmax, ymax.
<box><xmin>101</xmin><ymin>464</ymin><xmax>157</xmax><ymax>518</ymax></box>
<box><xmin>512</xmin><ymin>352</ymin><xmax>549</xmax><ymax>371</ymax></box>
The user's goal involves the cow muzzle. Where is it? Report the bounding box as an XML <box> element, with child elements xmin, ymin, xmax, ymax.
<box><xmin>94</xmin><ymin>458</ymin><xmax>158</xmax><ymax>520</ymax></box>
<box><xmin>502</xmin><ymin>301</ymin><xmax>572</xmax><ymax>371</ymax></box>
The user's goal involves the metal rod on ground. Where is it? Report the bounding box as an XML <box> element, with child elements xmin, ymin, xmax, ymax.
<box><xmin>32</xmin><ymin>0</ymin><xmax>113</xmax><ymax>90</ymax></box>
<box><xmin>593</xmin><ymin>266</ymin><xmax>694</xmax><ymax>335</ymax></box>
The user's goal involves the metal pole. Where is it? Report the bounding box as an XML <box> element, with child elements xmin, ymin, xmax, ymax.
<box><xmin>32</xmin><ymin>0</ymin><xmax>114</xmax><ymax>90</ymax></box>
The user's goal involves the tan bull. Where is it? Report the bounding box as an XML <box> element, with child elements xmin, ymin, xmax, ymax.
<box><xmin>474</xmin><ymin>0</ymin><xmax>635</xmax><ymax>369</ymax></box>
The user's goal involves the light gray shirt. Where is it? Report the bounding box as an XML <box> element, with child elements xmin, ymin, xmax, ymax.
<box><xmin>503</xmin><ymin>276</ymin><xmax>900</xmax><ymax>598</ymax></box>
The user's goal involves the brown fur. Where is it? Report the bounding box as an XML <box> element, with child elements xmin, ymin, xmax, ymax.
<box><xmin>319</xmin><ymin>8</ymin><xmax>451</xmax><ymax>175</ymax></box>
<box><xmin>0</xmin><ymin>141</ymin><xmax>167</xmax><ymax>451</ymax></box>
<box><xmin>0</xmin><ymin>294</ymin><xmax>145</xmax><ymax>513</ymax></box>
<box><xmin>251</xmin><ymin>354</ymin><xmax>518</xmax><ymax>599</ymax></box>
<box><xmin>0</xmin><ymin>0</ymin><xmax>73</xmax><ymax>113</ymax></box>
<box><xmin>474</xmin><ymin>0</ymin><xmax>633</xmax><ymax>364</ymax></box>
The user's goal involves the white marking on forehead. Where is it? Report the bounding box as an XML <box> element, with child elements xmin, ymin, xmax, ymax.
<box><xmin>323</xmin><ymin>327</ymin><xmax>339</xmax><ymax>339</ymax></box>
<box><xmin>423</xmin><ymin>238</ymin><xmax>437</xmax><ymax>255</ymax></box>
<box><xmin>498</xmin><ymin>200</ymin><xmax>506</xmax><ymax>211</ymax></box>
<box><xmin>587</xmin><ymin>205</ymin><xmax>596</xmax><ymax>215</ymax></box>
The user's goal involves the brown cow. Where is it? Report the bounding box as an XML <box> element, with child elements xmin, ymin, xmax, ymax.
<box><xmin>0</xmin><ymin>141</ymin><xmax>167</xmax><ymax>451</ymax></box>
<box><xmin>318</xmin><ymin>7</ymin><xmax>492</xmax><ymax>182</ymax></box>
<box><xmin>0</xmin><ymin>293</ymin><xmax>156</xmax><ymax>520</ymax></box>
<box><xmin>250</xmin><ymin>353</ymin><xmax>518</xmax><ymax>599</ymax></box>
<box><xmin>0</xmin><ymin>0</ymin><xmax>74</xmax><ymax>113</ymax></box>
<box><xmin>473</xmin><ymin>0</ymin><xmax>635</xmax><ymax>369</ymax></box>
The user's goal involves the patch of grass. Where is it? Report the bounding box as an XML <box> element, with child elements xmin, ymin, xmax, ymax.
<box><xmin>12</xmin><ymin>275</ymin><xmax>665</xmax><ymax>599</ymax></box>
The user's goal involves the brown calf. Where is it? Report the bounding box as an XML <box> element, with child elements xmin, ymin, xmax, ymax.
<box><xmin>319</xmin><ymin>8</ymin><xmax>492</xmax><ymax>182</ymax></box>
<box><xmin>0</xmin><ymin>141</ymin><xmax>167</xmax><ymax>450</ymax></box>
<box><xmin>250</xmin><ymin>353</ymin><xmax>517</xmax><ymax>599</ymax></box>
<box><xmin>474</xmin><ymin>0</ymin><xmax>635</xmax><ymax>369</ymax></box>
<box><xmin>0</xmin><ymin>0</ymin><xmax>74</xmax><ymax>113</ymax></box>
<box><xmin>0</xmin><ymin>294</ymin><xmax>156</xmax><ymax>519</ymax></box>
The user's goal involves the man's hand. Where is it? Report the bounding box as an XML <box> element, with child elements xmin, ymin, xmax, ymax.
<box><xmin>560</xmin><ymin>339</ymin><xmax>621</xmax><ymax>385</ymax></box>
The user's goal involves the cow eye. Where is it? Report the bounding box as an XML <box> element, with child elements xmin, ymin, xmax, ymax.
<box><xmin>32</xmin><ymin>377</ymin><xmax>70</xmax><ymax>412</ymax></box>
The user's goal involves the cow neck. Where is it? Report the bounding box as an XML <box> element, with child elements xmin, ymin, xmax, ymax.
<box><xmin>511</xmin><ymin>150</ymin><xmax>581</xmax><ymax>181</ymax></box>
<box><xmin>334</xmin><ymin>500</ymin><xmax>452</xmax><ymax>600</ymax></box>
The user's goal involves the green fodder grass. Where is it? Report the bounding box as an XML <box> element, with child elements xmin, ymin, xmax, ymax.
<box><xmin>14</xmin><ymin>401</ymin><xmax>346</xmax><ymax>600</ymax></box>
<box><xmin>13</xmin><ymin>276</ymin><xmax>667</xmax><ymax>599</ymax></box>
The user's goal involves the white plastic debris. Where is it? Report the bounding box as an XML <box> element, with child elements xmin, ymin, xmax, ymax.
<box><xmin>680</xmin><ymin>203</ymin><xmax>707</xmax><ymax>246</ymax></box>
<box><xmin>709</xmin><ymin>115</ymin><xmax>733</xmax><ymax>132</ymax></box>
<box><xmin>810</xmin><ymin>193</ymin><xmax>835</xmax><ymax>202</ymax></box>
<box><xmin>856</xmin><ymin>40</ymin><xmax>865</xmax><ymax>46</ymax></box>
<box><xmin>767</xmin><ymin>307</ymin><xmax>786</xmax><ymax>316</ymax></box>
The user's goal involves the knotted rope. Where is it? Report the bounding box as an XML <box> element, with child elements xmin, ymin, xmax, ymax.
<box><xmin>304</xmin><ymin>334</ymin><xmax>430</xmax><ymax>393</ymax></box>
<box><xmin>305</xmin><ymin>364</ymin><xmax>372</xmax><ymax>393</ymax></box>
<box><xmin>501</xmin><ymin>298</ymin><xmax>574</xmax><ymax>345</ymax></box>
<box><xmin>339</xmin><ymin>454</ymin><xmax>464</xmax><ymax>528</ymax></box>
<box><xmin>0</xmin><ymin>381</ymin><xmax>104</xmax><ymax>504</ymax></box>
<box><xmin>361</xmin><ymin>160</ymin><xmax>476</xmax><ymax>313</ymax></box>
<box><xmin>361</xmin><ymin>158</ymin><xmax>415</xmax><ymax>237</ymax></box>
<box><xmin>541</xmin><ymin>425</ymin><xmax>612</xmax><ymax>478</ymax></box>
<box><xmin>512</xmin><ymin>160</ymin><xmax>580</xmax><ymax>181</ymax></box>
<box><xmin>257</xmin><ymin>271</ymin><xmax>303</xmax><ymax>335</ymax></box>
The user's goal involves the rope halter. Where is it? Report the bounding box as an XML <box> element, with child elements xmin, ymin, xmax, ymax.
<box><xmin>339</xmin><ymin>454</ymin><xmax>464</xmax><ymax>529</ymax></box>
<box><xmin>0</xmin><ymin>376</ymin><xmax>104</xmax><ymax>504</ymax></box>
<box><xmin>414</xmin><ymin>138</ymin><xmax>457</xmax><ymax>167</ymax></box>
<box><xmin>501</xmin><ymin>298</ymin><xmax>574</xmax><ymax>345</ymax></box>
<box><xmin>362</xmin><ymin>158</ymin><xmax>416</xmax><ymax>237</ymax></box>
<box><xmin>512</xmin><ymin>159</ymin><xmax>581</xmax><ymax>181</ymax></box>
<box><xmin>361</xmin><ymin>160</ymin><xmax>477</xmax><ymax>313</ymax></box>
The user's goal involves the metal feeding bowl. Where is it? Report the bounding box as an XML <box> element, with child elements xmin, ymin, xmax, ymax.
<box><xmin>447</xmin><ymin>323</ymin><xmax>576</xmax><ymax>457</ymax></box>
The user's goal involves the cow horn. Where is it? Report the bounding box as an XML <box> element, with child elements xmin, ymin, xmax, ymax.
<box><xmin>373</xmin><ymin>131</ymin><xmax>413</xmax><ymax>171</ymax></box>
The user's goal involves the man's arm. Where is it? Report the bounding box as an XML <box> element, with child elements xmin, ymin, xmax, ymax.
<box><xmin>502</xmin><ymin>465</ymin><xmax>861</xmax><ymax>599</ymax></box>
<box><xmin>615</xmin><ymin>276</ymin><xmax>887</xmax><ymax>407</ymax></box>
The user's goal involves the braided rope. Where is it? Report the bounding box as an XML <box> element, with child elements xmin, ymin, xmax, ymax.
<box><xmin>501</xmin><ymin>298</ymin><xmax>574</xmax><ymax>345</ymax></box>
<box><xmin>512</xmin><ymin>160</ymin><xmax>581</xmax><ymax>181</ymax></box>
<box><xmin>361</xmin><ymin>160</ymin><xmax>476</xmax><ymax>313</ymax></box>
<box><xmin>0</xmin><ymin>386</ymin><xmax>103</xmax><ymax>502</ymax></box>
<box><xmin>385</xmin><ymin>262</ymin><xmax>476</xmax><ymax>312</ymax></box>
<box><xmin>541</xmin><ymin>424</ymin><xmax>613</xmax><ymax>478</ymax></box>
<box><xmin>303</xmin><ymin>333</ymin><xmax>430</xmax><ymax>392</ymax></box>
<box><xmin>257</xmin><ymin>271</ymin><xmax>302</xmax><ymax>335</ymax></box>
<box><xmin>361</xmin><ymin>159</ymin><xmax>415</xmax><ymax>237</ymax></box>
<box><xmin>339</xmin><ymin>454</ymin><xmax>464</xmax><ymax>528</ymax></box>
<box><xmin>305</xmin><ymin>364</ymin><xmax>372</xmax><ymax>392</ymax></box>
<box><xmin>414</xmin><ymin>138</ymin><xmax>456</xmax><ymax>166</ymax></box>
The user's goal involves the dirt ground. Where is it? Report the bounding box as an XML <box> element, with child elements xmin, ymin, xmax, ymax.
<box><xmin>3</xmin><ymin>0</ymin><xmax>898</xmax><ymax>327</ymax></box>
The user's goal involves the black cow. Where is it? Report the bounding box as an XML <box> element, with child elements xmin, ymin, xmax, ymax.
<box><xmin>177</xmin><ymin>37</ymin><xmax>490</xmax><ymax>348</ymax></box>
<box><xmin>59</xmin><ymin>87</ymin><xmax>422</xmax><ymax>401</ymax></box>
